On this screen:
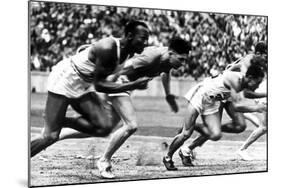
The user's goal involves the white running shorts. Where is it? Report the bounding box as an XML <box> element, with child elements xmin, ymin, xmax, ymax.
<box><xmin>47</xmin><ymin>59</ymin><xmax>96</xmax><ymax>98</ymax></box>
<box><xmin>184</xmin><ymin>83</ymin><xmax>221</xmax><ymax>115</ymax></box>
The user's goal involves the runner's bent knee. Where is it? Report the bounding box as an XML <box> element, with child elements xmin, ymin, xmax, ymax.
<box><xmin>209</xmin><ymin>132</ymin><xmax>222</xmax><ymax>141</ymax></box>
<box><xmin>124</xmin><ymin>121</ymin><xmax>138</xmax><ymax>134</ymax></box>
<box><xmin>233</xmin><ymin>123</ymin><xmax>246</xmax><ymax>133</ymax></box>
<box><xmin>181</xmin><ymin>126</ymin><xmax>193</xmax><ymax>139</ymax></box>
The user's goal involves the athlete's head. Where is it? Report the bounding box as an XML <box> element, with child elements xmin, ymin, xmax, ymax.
<box><xmin>251</xmin><ymin>54</ymin><xmax>267</xmax><ymax>72</ymax></box>
<box><xmin>255</xmin><ymin>41</ymin><xmax>267</xmax><ymax>56</ymax></box>
<box><xmin>124</xmin><ymin>20</ymin><xmax>150</xmax><ymax>54</ymax></box>
<box><xmin>166</xmin><ymin>37</ymin><xmax>191</xmax><ymax>70</ymax></box>
<box><xmin>244</xmin><ymin>57</ymin><xmax>266</xmax><ymax>90</ymax></box>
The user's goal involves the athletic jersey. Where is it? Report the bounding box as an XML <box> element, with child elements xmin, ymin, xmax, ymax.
<box><xmin>184</xmin><ymin>71</ymin><xmax>242</xmax><ymax>115</ymax></box>
<box><xmin>201</xmin><ymin>73</ymin><xmax>233</xmax><ymax>102</ymax></box>
<box><xmin>47</xmin><ymin>37</ymin><xmax>122</xmax><ymax>98</ymax></box>
<box><xmin>70</xmin><ymin>37</ymin><xmax>121</xmax><ymax>82</ymax></box>
<box><xmin>124</xmin><ymin>46</ymin><xmax>169</xmax><ymax>80</ymax></box>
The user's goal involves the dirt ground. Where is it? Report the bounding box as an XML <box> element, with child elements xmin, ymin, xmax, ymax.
<box><xmin>30</xmin><ymin>134</ymin><xmax>266</xmax><ymax>187</ymax></box>
<box><xmin>29</xmin><ymin>94</ymin><xmax>267</xmax><ymax>187</ymax></box>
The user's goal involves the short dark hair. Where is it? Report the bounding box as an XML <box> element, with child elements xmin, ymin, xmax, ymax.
<box><xmin>250</xmin><ymin>54</ymin><xmax>267</xmax><ymax>71</ymax></box>
<box><xmin>246</xmin><ymin>60</ymin><xmax>265</xmax><ymax>79</ymax></box>
<box><xmin>169</xmin><ymin>37</ymin><xmax>191</xmax><ymax>55</ymax></box>
<box><xmin>255</xmin><ymin>41</ymin><xmax>267</xmax><ymax>55</ymax></box>
<box><xmin>124</xmin><ymin>20</ymin><xmax>149</xmax><ymax>36</ymax></box>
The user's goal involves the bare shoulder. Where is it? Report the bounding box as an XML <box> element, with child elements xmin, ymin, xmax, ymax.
<box><xmin>89</xmin><ymin>37</ymin><xmax>117</xmax><ymax>64</ymax></box>
<box><xmin>223</xmin><ymin>71</ymin><xmax>241</xmax><ymax>80</ymax></box>
<box><xmin>95</xmin><ymin>37</ymin><xmax>116</xmax><ymax>52</ymax></box>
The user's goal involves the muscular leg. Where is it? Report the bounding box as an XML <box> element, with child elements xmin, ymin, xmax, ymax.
<box><xmin>185</xmin><ymin>106</ymin><xmax>224</xmax><ymax>152</ymax></box>
<box><xmin>59</xmin><ymin>93</ymin><xmax>120</xmax><ymax>140</ymax></box>
<box><xmin>193</xmin><ymin>103</ymin><xmax>223</xmax><ymax>136</ymax></box>
<box><xmin>94</xmin><ymin>95</ymin><xmax>134</xmax><ymax>178</ymax></box>
<box><xmin>187</xmin><ymin>134</ymin><xmax>209</xmax><ymax>151</ymax></box>
<box><xmin>244</xmin><ymin>113</ymin><xmax>261</xmax><ymax>128</ymax></box>
<box><xmin>58</xmin><ymin>128</ymin><xmax>92</xmax><ymax>140</ymax></box>
<box><xmin>64</xmin><ymin>92</ymin><xmax>115</xmax><ymax>137</ymax></box>
<box><xmin>59</xmin><ymin>112</ymin><xmax>120</xmax><ymax>140</ymax></box>
<box><xmin>193</xmin><ymin>123</ymin><xmax>210</xmax><ymax>136</ymax></box>
<box><xmin>240</xmin><ymin>126</ymin><xmax>266</xmax><ymax>151</ymax></box>
<box><xmin>240</xmin><ymin>112</ymin><xmax>267</xmax><ymax>150</ymax></box>
<box><xmin>221</xmin><ymin>101</ymin><xmax>247</xmax><ymax>133</ymax></box>
<box><xmin>166</xmin><ymin>103</ymin><xmax>198</xmax><ymax>159</ymax></box>
<box><xmin>31</xmin><ymin>92</ymin><xmax>68</xmax><ymax>157</ymax></box>
<box><xmin>185</xmin><ymin>111</ymin><xmax>222</xmax><ymax>150</ymax></box>
<box><xmin>100</xmin><ymin>95</ymin><xmax>136</xmax><ymax>162</ymax></box>
<box><xmin>202</xmin><ymin>111</ymin><xmax>222</xmax><ymax>141</ymax></box>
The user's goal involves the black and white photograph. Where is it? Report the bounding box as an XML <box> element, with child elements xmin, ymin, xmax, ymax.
<box><xmin>28</xmin><ymin>0</ymin><xmax>270</xmax><ymax>187</ymax></box>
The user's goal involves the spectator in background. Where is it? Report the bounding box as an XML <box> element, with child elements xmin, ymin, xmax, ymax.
<box><xmin>30</xmin><ymin>2</ymin><xmax>267</xmax><ymax>80</ymax></box>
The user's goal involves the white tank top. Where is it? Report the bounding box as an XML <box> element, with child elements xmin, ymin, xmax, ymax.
<box><xmin>202</xmin><ymin>74</ymin><xmax>232</xmax><ymax>102</ymax></box>
<box><xmin>70</xmin><ymin>37</ymin><xmax>121</xmax><ymax>82</ymax></box>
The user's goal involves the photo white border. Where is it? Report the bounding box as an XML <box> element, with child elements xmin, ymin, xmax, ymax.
<box><xmin>1</xmin><ymin>0</ymin><xmax>280</xmax><ymax>188</ymax></box>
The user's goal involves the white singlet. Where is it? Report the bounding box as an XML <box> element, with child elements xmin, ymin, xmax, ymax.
<box><xmin>184</xmin><ymin>73</ymin><xmax>238</xmax><ymax>115</ymax></box>
<box><xmin>47</xmin><ymin>37</ymin><xmax>121</xmax><ymax>98</ymax></box>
